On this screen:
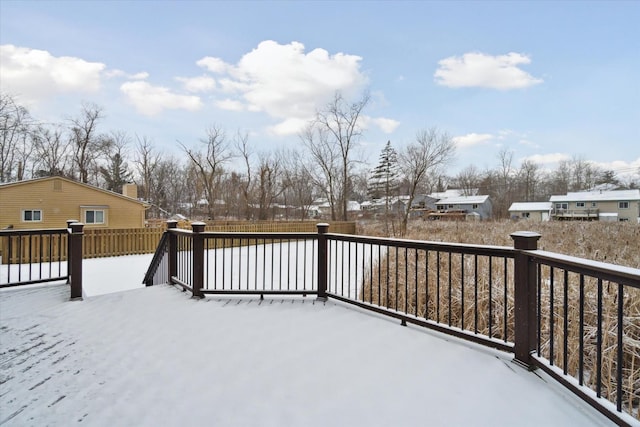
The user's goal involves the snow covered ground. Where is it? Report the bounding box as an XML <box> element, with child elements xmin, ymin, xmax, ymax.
<box><xmin>0</xmin><ymin>254</ymin><xmax>621</xmax><ymax>426</ymax></box>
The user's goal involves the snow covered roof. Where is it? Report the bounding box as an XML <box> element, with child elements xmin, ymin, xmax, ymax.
<box><xmin>550</xmin><ymin>189</ymin><xmax>640</xmax><ymax>202</ymax></box>
<box><xmin>429</xmin><ymin>188</ymin><xmax>478</xmax><ymax>199</ymax></box>
<box><xmin>436</xmin><ymin>195</ymin><xmax>489</xmax><ymax>205</ymax></box>
<box><xmin>509</xmin><ymin>202</ymin><xmax>553</xmax><ymax>212</ymax></box>
<box><xmin>0</xmin><ymin>254</ymin><xmax>613</xmax><ymax>426</ymax></box>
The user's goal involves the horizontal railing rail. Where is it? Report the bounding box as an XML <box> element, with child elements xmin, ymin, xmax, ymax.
<box><xmin>143</xmin><ymin>221</ymin><xmax>639</xmax><ymax>426</ymax></box>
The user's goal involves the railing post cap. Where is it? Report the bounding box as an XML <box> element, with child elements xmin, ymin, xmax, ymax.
<box><xmin>166</xmin><ymin>220</ymin><xmax>178</xmax><ymax>229</ymax></box>
<box><xmin>70</xmin><ymin>222</ymin><xmax>85</xmax><ymax>232</ymax></box>
<box><xmin>510</xmin><ymin>231</ymin><xmax>541</xmax><ymax>250</ymax></box>
<box><xmin>67</xmin><ymin>219</ymin><xmax>79</xmax><ymax>227</ymax></box>
<box><xmin>510</xmin><ymin>231</ymin><xmax>541</xmax><ymax>239</ymax></box>
<box><xmin>191</xmin><ymin>221</ymin><xmax>206</xmax><ymax>232</ymax></box>
<box><xmin>317</xmin><ymin>223</ymin><xmax>330</xmax><ymax>231</ymax></box>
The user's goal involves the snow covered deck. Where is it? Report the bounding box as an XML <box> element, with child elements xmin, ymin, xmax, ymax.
<box><xmin>1</xmin><ymin>283</ymin><xmax>614</xmax><ymax>426</ymax></box>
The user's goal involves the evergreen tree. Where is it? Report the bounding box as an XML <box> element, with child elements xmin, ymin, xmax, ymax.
<box><xmin>368</xmin><ymin>140</ymin><xmax>400</xmax><ymax>201</ymax></box>
<box><xmin>100</xmin><ymin>152</ymin><xmax>132</xmax><ymax>193</ymax></box>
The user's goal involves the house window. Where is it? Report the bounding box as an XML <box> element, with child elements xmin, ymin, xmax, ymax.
<box><xmin>22</xmin><ymin>209</ymin><xmax>42</xmax><ymax>222</ymax></box>
<box><xmin>619</xmin><ymin>201</ymin><xmax>629</xmax><ymax>209</ymax></box>
<box><xmin>576</xmin><ymin>202</ymin><xmax>585</xmax><ymax>208</ymax></box>
<box><xmin>448</xmin><ymin>204</ymin><xmax>454</xmax><ymax>209</ymax></box>
<box><xmin>555</xmin><ymin>203</ymin><xmax>568</xmax><ymax>210</ymax></box>
<box><xmin>591</xmin><ymin>202</ymin><xmax>597</xmax><ymax>208</ymax></box>
<box><xmin>85</xmin><ymin>210</ymin><xmax>105</xmax><ymax>224</ymax></box>
<box><xmin>472</xmin><ymin>204</ymin><xmax>478</xmax><ymax>209</ymax></box>
<box><xmin>522</xmin><ymin>212</ymin><xmax>530</xmax><ymax>218</ymax></box>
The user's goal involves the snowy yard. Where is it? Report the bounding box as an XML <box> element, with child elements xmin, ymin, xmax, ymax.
<box><xmin>0</xmin><ymin>254</ymin><xmax>619</xmax><ymax>426</ymax></box>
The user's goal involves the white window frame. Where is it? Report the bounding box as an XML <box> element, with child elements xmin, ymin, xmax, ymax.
<box><xmin>555</xmin><ymin>203</ymin><xmax>568</xmax><ymax>210</ymax></box>
<box><xmin>84</xmin><ymin>209</ymin><xmax>106</xmax><ymax>224</ymax></box>
<box><xmin>22</xmin><ymin>209</ymin><xmax>43</xmax><ymax>222</ymax></box>
<box><xmin>591</xmin><ymin>202</ymin><xmax>597</xmax><ymax>208</ymax></box>
<box><xmin>619</xmin><ymin>201</ymin><xmax>629</xmax><ymax>209</ymax></box>
<box><xmin>576</xmin><ymin>202</ymin><xmax>585</xmax><ymax>208</ymax></box>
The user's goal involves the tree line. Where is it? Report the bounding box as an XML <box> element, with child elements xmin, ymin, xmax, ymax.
<box><xmin>1</xmin><ymin>91</ymin><xmax>637</xmax><ymax>231</ymax></box>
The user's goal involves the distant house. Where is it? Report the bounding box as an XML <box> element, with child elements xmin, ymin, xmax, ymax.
<box><xmin>433</xmin><ymin>195</ymin><xmax>492</xmax><ymax>220</ymax></box>
<box><xmin>0</xmin><ymin>176</ymin><xmax>149</xmax><ymax>229</ymax></box>
<box><xmin>549</xmin><ymin>190</ymin><xmax>640</xmax><ymax>222</ymax></box>
<box><xmin>361</xmin><ymin>197</ymin><xmax>406</xmax><ymax>215</ymax></box>
<box><xmin>312</xmin><ymin>199</ymin><xmax>362</xmax><ymax>219</ymax></box>
<box><xmin>508</xmin><ymin>202</ymin><xmax>552</xmax><ymax>221</ymax></box>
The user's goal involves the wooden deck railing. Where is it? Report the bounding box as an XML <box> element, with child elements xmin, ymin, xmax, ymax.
<box><xmin>144</xmin><ymin>221</ymin><xmax>639</xmax><ymax>426</ymax></box>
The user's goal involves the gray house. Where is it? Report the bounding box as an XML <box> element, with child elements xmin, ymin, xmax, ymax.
<box><xmin>434</xmin><ymin>195</ymin><xmax>492</xmax><ymax>220</ymax></box>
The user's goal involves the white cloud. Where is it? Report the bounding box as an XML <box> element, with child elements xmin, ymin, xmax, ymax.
<box><xmin>197</xmin><ymin>57</ymin><xmax>230</xmax><ymax>74</ymax></box>
<box><xmin>363</xmin><ymin>116</ymin><xmax>400</xmax><ymax>134</ymax></box>
<box><xmin>522</xmin><ymin>153</ymin><xmax>571</xmax><ymax>165</ymax></box>
<box><xmin>215</xmin><ymin>98</ymin><xmax>244</xmax><ymax>111</ymax></box>
<box><xmin>194</xmin><ymin>40</ymin><xmax>371</xmax><ymax>135</ymax></box>
<box><xmin>0</xmin><ymin>44</ymin><xmax>105</xmax><ymax>103</ymax></box>
<box><xmin>267</xmin><ymin>118</ymin><xmax>309</xmax><ymax>136</ymax></box>
<box><xmin>120</xmin><ymin>81</ymin><xmax>203</xmax><ymax>116</ymax></box>
<box><xmin>105</xmin><ymin>69</ymin><xmax>149</xmax><ymax>80</ymax></box>
<box><xmin>372</xmin><ymin>117</ymin><xmax>400</xmax><ymax>134</ymax></box>
<box><xmin>434</xmin><ymin>52</ymin><xmax>543</xmax><ymax>90</ymax></box>
<box><xmin>176</xmin><ymin>75</ymin><xmax>216</xmax><ymax>93</ymax></box>
<box><xmin>453</xmin><ymin>133</ymin><xmax>493</xmax><ymax>148</ymax></box>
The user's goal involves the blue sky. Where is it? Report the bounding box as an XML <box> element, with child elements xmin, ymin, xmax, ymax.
<box><xmin>1</xmin><ymin>0</ymin><xmax>638</xmax><ymax>178</ymax></box>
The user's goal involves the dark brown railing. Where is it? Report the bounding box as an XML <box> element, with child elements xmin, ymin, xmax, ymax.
<box><xmin>0</xmin><ymin>221</ymin><xmax>85</xmax><ymax>299</ymax></box>
<box><xmin>144</xmin><ymin>222</ymin><xmax>639</xmax><ymax>426</ymax></box>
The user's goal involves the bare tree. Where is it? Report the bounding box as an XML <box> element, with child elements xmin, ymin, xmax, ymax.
<box><xmin>281</xmin><ymin>149</ymin><xmax>317</xmax><ymax>220</ymax></box>
<box><xmin>69</xmin><ymin>103</ymin><xmax>105</xmax><ymax>183</ymax></box>
<box><xmin>234</xmin><ymin>131</ymin><xmax>253</xmax><ymax>220</ymax></box>
<box><xmin>454</xmin><ymin>164</ymin><xmax>481</xmax><ymax>196</ymax></box>
<box><xmin>301</xmin><ymin>124</ymin><xmax>341</xmax><ymax>219</ymax></box>
<box><xmin>302</xmin><ymin>91</ymin><xmax>369</xmax><ymax>220</ymax></box>
<box><xmin>258</xmin><ymin>151</ymin><xmax>285</xmax><ymax>220</ymax></box>
<box><xmin>517</xmin><ymin>160</ymin><xmax>541</xmax><ymax>202</ymax></box>
<box><xmin>32</xmin><ymin>124</ymin><xmax>70</xmax><ymax>178</ymax></box>
<box><xmin>399</xmin><ymin>128</ymin><xmax>455</xmax><ymax>235</ymax></box>
<box><xmin>133</xmin><ymin>135</ymin><xmax>161</xmax><ymax>202</ymax></box>
<box><xmin>179</xmin><ymin>126</ymin><xmax>233</xmax><ymax>220</ymax></box>
<box><xmin>0</xmin><ymin>93</ymin><xmax>32</xmax><ymax>182</ymax></box>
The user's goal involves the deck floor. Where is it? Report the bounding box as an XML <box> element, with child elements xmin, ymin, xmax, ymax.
<box><xmin>1</xmin><ymin>284</ymin><xmax>614</xmax><ymax>426</ymax></box>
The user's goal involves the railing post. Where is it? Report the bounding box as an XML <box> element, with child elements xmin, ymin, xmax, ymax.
<box><xmin>191</xmin><ymin>221</ymin><xmax>206</xmax><ymax>298</ymax></box>
<box><xmin>317</xmin><ymin>223</ymin><xmax>329</xmax><ymax>301</ymax></box>
<box><xmin>69</xmin><ymin>222</ymin><xmax>84</xmax><ymax>300</ymax></box>
<box><xmin>166</xmin><ymin>220</ymin><xmax>178</xmax><ymax>285</ymax></box>
<box><xmin>66</xmin><ymin>219</ymin><xmax>78</xmax><ymax>284</ymax></box>
<box><xmin>511</xmin><ymin>231</ymin><xmax>541</xmax><ymax>369</ymax></box>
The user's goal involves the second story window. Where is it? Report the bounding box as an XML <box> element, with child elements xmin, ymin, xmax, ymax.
<box><xmin>576</xmin><ymin>202</ymin><xmax>585</xmax><ymax>208</ymax></box>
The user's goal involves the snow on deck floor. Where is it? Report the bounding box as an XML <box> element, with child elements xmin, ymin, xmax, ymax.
<box><xmin>0</xmin><ymin>284</ymin><xmax>614</xmax><ymax>427</ymax></box>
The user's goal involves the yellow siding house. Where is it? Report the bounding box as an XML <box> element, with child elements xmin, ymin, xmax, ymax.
<box><xmin>0</xmin><ymin>177</ymin><xmax>149</xmax><ymax>229</ymax></box>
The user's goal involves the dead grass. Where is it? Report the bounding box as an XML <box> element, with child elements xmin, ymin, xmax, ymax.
<box><xmin>357</xmin><ymin>219</ymin><xmax>640</xmax><ymax>420</ymax></box>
